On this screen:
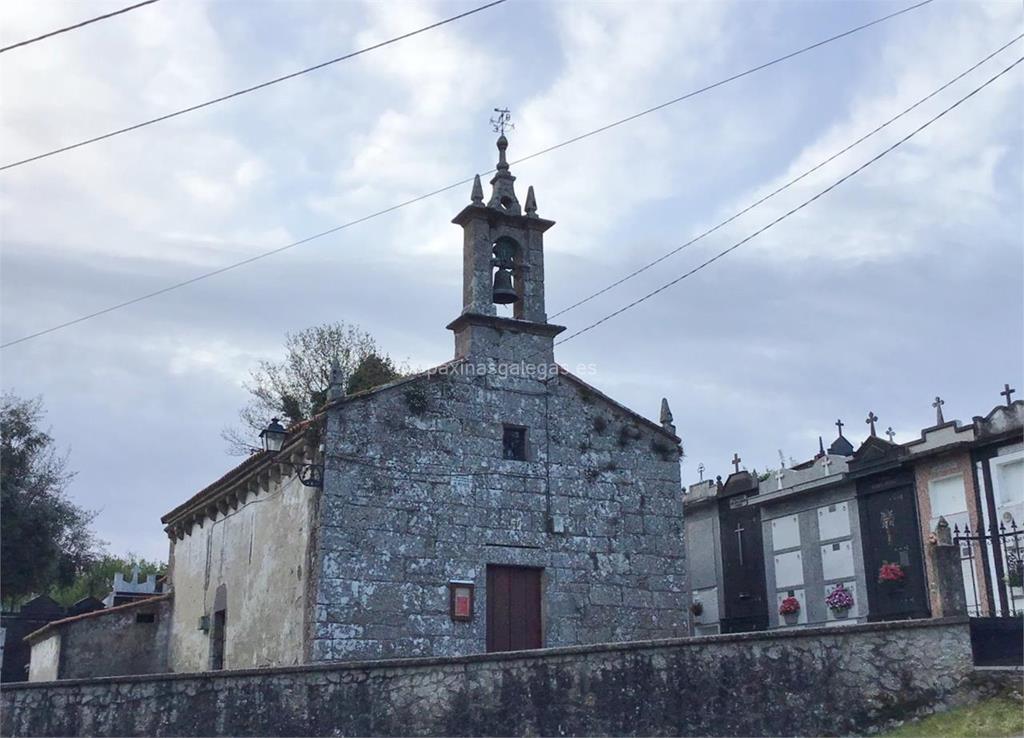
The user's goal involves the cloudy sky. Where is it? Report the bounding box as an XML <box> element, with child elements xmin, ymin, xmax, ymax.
<box><xmin>1</xmin><ymin>0</ymin><xmax>1021</xmax><ymax>562</ymax></box>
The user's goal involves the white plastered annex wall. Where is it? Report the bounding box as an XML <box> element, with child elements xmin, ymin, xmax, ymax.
<box><xmin>168</xmin><ymin>472</ymin><xmax>318</xmax><ymax>672</ymax></box>
<box><xmin>27</xmin><ymin>632</ymin><xmax>59</xmax><ymax>682</ymax></box>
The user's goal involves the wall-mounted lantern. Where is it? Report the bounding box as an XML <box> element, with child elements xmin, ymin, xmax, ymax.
<box><xmin>449</xmin><ymin>581</ymin><xmax>474</xmax><ymax>622</ymax></box>
<box><xmin>259</xmin><ymin>417</ymin><xmax>324</xmax><ymax>488</ymax></box>
<box><xmin>259</xmin><ymin>418</ymin><xmax>287</xmax><ymax>453</ymax></box>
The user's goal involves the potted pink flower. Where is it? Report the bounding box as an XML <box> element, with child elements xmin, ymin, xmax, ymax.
<box><xmin>878</xmin><ymin>562</ymin><xmax>906</xmax><ymax>587</ymax></box>
<box><xmin>825</xmin><ymin>584</ymin><xmax>855</xmax><ymax>618</ymax></box>
<box><xmin>778</xmin><ymin>596</ymin><xmax>800</xmax><ymax>626</ymax></box>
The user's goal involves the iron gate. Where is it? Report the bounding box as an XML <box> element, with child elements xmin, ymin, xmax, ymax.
<box><xmin>953</xmin><ymin>521</ymin><xmax>1023</xmax><ymax>666</ymax></box>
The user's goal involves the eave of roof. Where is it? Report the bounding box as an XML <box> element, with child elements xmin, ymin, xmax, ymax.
<box><xmin>24</xmin><ymin>593</ymin><xmax>172</xmax><ymax>644</ymax></box>
<box><xmin>160</xmin><ymin>451</ymin><xmax>272</xmax><ymax>525</ymax></box>
<box><xmin>161</xmin><ymin>416</ymin><xmax>322</xmax><ymax>528</ymax></box>
<box><xmin>556</xmin><ymin>366</ymin><xmax>680</xmax><ymax>443</ymax></box>
<box><xmin>317</xmin><ymin>359</ymin><xmax>676</xmax><ymax>448</ymax></box>
<box><xmin>318</xmin><ymin>358</ymin><xmax>467</xmax><ymax>412</ymax></box>
<box><xmin>747</xmin><ymin>471</ymin><xmax>852</xmax><ymax>507</ymax></box>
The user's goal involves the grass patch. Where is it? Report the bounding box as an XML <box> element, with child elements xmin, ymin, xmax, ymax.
<box><xmin>883</xmin><ymin>698</ymin><xmax>1024</xmax><ymax>738</ymax></box>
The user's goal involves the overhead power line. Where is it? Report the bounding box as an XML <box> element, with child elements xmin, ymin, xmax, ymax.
<box><xmin>0</xmin><ymin>0</ymin><xmax>162</xmax><ymax>54</ymax></box>
<box><xmin>553</xmin><ymin>56</ymin><xmax>1024</xmax><ymax>349</ymax></box>
<box><xmin>549</xmin><ymin>33</ymin><xmax>1024</xmax><ymax>319</ymax></box>
<box><xmin>0</xmin><ymin>0</ymin><xmax>938</xmax><ymax>350</ymax></box>
<box><xmin>0</xmin><ymin>0</ymin><xmax>508</xmax><ymax>172</ymax></box>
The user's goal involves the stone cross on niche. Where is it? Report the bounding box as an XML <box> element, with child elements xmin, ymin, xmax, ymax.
<box><xmin>933</xmin><ymin>396</ymin><xmax>945</xmax><ymax>425</ymax></box>
<box><xmin>1001</xmin><ymin>383</ymin><xmax>1016</xmax><ymax>406</ymax></box>
<box><xmin>820</xmin><ymin>454</ymin><xmax>832</xmax><ymax>475</ymax></box>
<box><xmin>734</xmin><ymin>522</ymin><xmax>745</xmax><ymax>566</ymax></box>
<box><xmin>775</xmin><ymin>467</ymin><xmax>786</xmax><ymax>491</ymax></box>
<box><xmin>866</xmin><ymin>412</ymin><xmax>878</xmax><ymax>437</ymax></box>
<box><xmin>732</xmin><ymin>453</ymin><xmax>741</xmax><ymax>473</ymax></box>
<box><xmin>886</xmin><ymin>427</ymin><xmax>896</xmax><ymax>443</ymax></box>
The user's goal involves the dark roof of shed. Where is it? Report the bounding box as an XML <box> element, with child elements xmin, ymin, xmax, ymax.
<box><xmin>24</xmin><ymin>593</ymin><xmax>172</xmax><ymax>644</ymax></box>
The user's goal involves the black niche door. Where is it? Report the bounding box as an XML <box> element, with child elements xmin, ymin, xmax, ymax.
<box><xmin>860</xmin><ymin>486</ymin><xmax>930</xmax><ymax>621</ymax></box>
<box><xmin>718</xmin><ymin>499</ymin><xmax>768</xmax><ymax>633</ymax></box>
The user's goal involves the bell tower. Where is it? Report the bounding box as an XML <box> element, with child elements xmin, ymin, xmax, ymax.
<box><xmin>447</xmin><ymin>133</ymin><xmax>565</xmax><ymax>364</ymax></box>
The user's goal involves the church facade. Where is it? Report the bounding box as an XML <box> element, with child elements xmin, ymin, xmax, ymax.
<box><xmin>86</xmin><ymin>135</ymin><xmax>686</xmax><ymax>676</ymax></box>
<box><xmin>311</xmin><ymin>134</ymin><xmax>686</xmax><ymax>660</ymax></box>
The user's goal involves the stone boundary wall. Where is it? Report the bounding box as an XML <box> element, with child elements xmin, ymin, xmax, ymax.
<box><xmin>1</xmin><ymin>618</ymin><xmax>984</xmax><ymax>737</ymax></box>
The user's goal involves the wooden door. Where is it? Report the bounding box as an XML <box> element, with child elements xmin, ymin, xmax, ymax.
<box><xmin>718</xmin><ymin>499</ymin><xmax>769</xmax><ymax>633</ymax></box>
<box><xmin>860</xmin><ymin>486</ymin><xmax>930</xmax><ymax>621</ymax></box>
<box><xmin>486</xmin><ymin>566</ymin><xmax>542</xmax><ymax>652</ymax></box>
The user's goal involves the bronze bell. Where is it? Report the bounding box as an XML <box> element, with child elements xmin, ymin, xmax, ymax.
<box><xmin>492</xmin><ymin>268</ymin><xmax>518</xmax><ymax>304</ymax></box>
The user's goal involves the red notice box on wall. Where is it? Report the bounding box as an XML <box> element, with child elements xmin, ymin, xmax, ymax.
<box><xmin>449</xmin><ymin>581</ymin><xmax>474</xmax><ymax>621</ymax></box>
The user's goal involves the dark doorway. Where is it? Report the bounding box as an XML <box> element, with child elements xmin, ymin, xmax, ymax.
<box><xmin>718</xmin><ymin>496</ymin><xmax>769</xmax><ymax>633</ymax></box>
<box><xmin>859</xmin><ymin>484</ymin><xmax>930</xmax><ymax>621</ymax></box>
<box><xmin>210</xmin><ymin>609</ymin><xmax>226</xmax><ymax>670</ymax></box>
<box><xmin>486</xmin><ymin>565</ymin><xmax>542</xmax><ymax>652</ymax></box>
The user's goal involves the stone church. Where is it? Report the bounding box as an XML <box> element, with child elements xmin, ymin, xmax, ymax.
<box><xmin>27</xmin><ymin>136</ymin><xmax>687</xmax><ymax>678</ymax></box>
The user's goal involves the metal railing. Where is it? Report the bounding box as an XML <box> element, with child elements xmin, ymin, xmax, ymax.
<box><xmin>954</xmin><ymin>520</ymin><xmax>1023</xmax><ymax>618</ymax></box>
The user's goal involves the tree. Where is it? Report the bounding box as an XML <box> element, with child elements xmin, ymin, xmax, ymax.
<box><xmin>222</xmin><ymin>322</ymin><xmax>401</xmax><ymax>454</ymax></box>
<box><xmin>347</xmin><ymin>353</ymin><xmax>400</xmax><ymax>396</ymax></box>
<box><xmin>49</xmin><ymin>553</ymin><xmax>166</xmax><ymax>607</ymax></box>
<box><xmin>1</xmin><ymin>393</ymin><xmax>104</xmax><ymax>607</ymax></box>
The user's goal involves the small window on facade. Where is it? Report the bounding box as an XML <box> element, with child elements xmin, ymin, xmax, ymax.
<box><xmin>211</xmin><ymin>610</ymin><xmax>226</xmax><ymax>671</ymax></box>
<box><xmin>502</xmin><ymin>426</ymin><xmax>527</xmax><ymax>461</ymax></box>
<box><xmin>135</xmin><ymin>612</ymin><xmax>156</xmax><ymax>623</ymax></box>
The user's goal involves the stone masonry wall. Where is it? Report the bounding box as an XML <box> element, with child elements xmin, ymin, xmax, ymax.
<box><xmin>1</xmin><ymin>619</ymin><xmax>982</xmax><ymax>737</ymax></box>
<box><xmin>312</xmin><ymin>366</ymin><xmax>685</xmax><ymax>660</ymax></box>
<box><xmin>29</xmin><ymin>597</ymin><xmax>172</xmax><ymax>681</ymax></box>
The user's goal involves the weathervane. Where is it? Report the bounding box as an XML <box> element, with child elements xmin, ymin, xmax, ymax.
<box><xmin>490</xmin><ymin>107</ymin><xmax>514</xmax><ymax>136</ymax></box>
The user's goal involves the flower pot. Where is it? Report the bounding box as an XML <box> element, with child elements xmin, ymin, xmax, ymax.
<box><xmin>782</xmin><ymin>612</ymin><xmax>799</xmax><ymax>626</ymax></box>
<box><xmin>831</xmin><ymin>607</ymin><xmax>850</xmax><ymax>619</ymax></box>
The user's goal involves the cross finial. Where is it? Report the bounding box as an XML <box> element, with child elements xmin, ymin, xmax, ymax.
<box><xmin>659</xmin><ymin>397</ymin><xmax>675</xmax><ymax>435</ymax></box>
<box><xmin>1001</xmin><ymin>383</ymin><xmax>1016</xmax><ymax>406</ymax></box>
<box><xmin>327</xmin><ymin>356</ymin><xmax>346</xmax><ymax>401</ymax></box>
<box><xmin>932</xmin><ymin>396</ymin><xmax>945</xmax><ymax>425</ymax></box>
<box><xmin>835</xmin><ymin>418</ymin><xmax>845</xmax><ymax>436</ymax></box>
<box><xmin>866</xmin><ymin>411</ymin><xmax>878</xmax><ymax>437</ymax></box>
<box><xmin>697</xmin><ymin>462</ymin><xmax>705</xmax><ymax>481</ymax></box>
<box><xmin>490</xmin><ymin>107</ymin><xmax>514</xmax><ymax>136</ymax></box>
<box><xmin>731</xmin><ymin>453</ymin><xmax>741</xmax><ymax>473</ymax></box>
<box><xmin>885</xmin><ymin>427</ymin><xmax>895</xmax><ymax>443</ymax></box>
